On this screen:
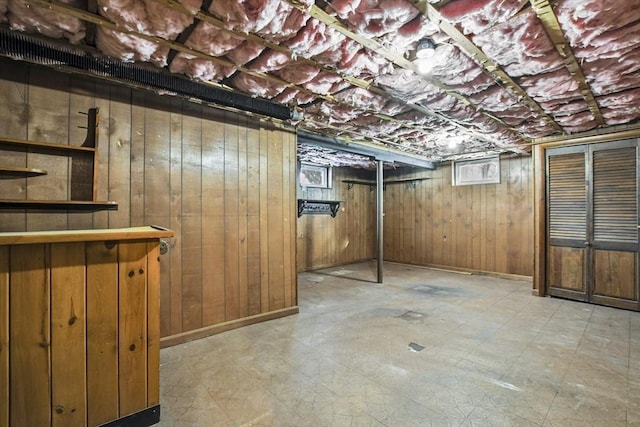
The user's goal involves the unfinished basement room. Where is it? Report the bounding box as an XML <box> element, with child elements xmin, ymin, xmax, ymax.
<box><xmin>0</xmin><ymin>0</ymin><xmax>639</xmax><ymax>425</ymax></box>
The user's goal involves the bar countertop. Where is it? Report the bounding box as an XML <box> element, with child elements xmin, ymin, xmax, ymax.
<box><xmin>0</xmin><ymin>225</ymin><xmax>174</xmax><ymax>245</ymax></box>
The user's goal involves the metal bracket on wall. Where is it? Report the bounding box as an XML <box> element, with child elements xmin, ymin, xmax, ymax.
<box><xmin>297</xmin><ymin>199</ymin><xmax>342</xmax><ymax>218</ymax></box>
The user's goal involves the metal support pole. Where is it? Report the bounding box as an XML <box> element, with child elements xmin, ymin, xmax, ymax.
<box><xmin>376</xmin><ymin>159</ymin><xmax>383</xmax><ymax>283</ymax></box>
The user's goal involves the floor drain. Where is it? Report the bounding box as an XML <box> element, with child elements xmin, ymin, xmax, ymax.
<box><xmin>408</xmin><ymin>342</ymin><xmax>425</xmax><ymax>352</ymax></box>
<box><xmin>398</xmin><ymin>310</ymin><xmax>425</xmax><ymax>321</ymax></box>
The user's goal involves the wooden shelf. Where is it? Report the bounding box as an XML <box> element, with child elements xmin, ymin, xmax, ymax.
<box><xmin>0</xmin><ymin>166</ymin><xmax>47</xmax><ymax>177</ymax></box>
<box><xmin>0</xmin><ymin>199</ymin><xmax>118</xmax><ymax>211</ymax></box>
<box><xmin>0</xmin><ymin>108</ymin><xmax>103</xmax><ymax>207</ymax></box>
<box><xmin>0</xmin><ymin>225</ymin><xmax>173</xmax><ymax>245</ymax></box>
<box><xmin>0</xmin><ymin>137</ymin><xmax>96</xmax><ymax>152</ymax></box>
<box><xmin>298</xmin><ymin>199</ymin><xmax>342</xmax><ymax>218</ymax></box>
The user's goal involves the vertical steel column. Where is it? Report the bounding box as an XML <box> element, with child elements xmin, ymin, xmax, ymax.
<box><xmin>376</xmin><ymin>159</ymin><xmax>384</xmax><ymax>283</ymax></box>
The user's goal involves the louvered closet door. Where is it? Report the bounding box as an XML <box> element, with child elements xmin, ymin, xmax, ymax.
<box><xmin>546</xmin><ymin>140</ymin><xmax>639</xmax><ymax>310</ymax></box>
<box><xmin>590</xmin><ymin>141</ymin><xmax>639</xmax><ymax>309</ymax></box>
<box><xmin>547</xmin><ymin>146</ymin><xmax>588</xmax><ymax>301</ymax></box>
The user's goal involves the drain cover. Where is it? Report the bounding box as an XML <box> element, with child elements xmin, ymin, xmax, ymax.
<box><xmin>408</xmin><ymin>342</ymin><xmax>425</xmax><ymax>352</ymax></box>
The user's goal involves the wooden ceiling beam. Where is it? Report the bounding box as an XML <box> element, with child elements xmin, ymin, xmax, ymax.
<box><xmin>414</xmin><ymin>1</ymin><xmax>565</xmax><ymax>134</ymax></box>
<box><xmin>529</xmin><ymin>0</ymin><xmax>605</xmax><ymax>126</ymax></box>
<box><xmin>284</xmin><ymin>0</ymin><xmax>526</xmax><ymax>143</ymax></box>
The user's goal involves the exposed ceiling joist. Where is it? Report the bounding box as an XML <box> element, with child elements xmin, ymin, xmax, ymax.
<box><xmin>284</xmin><ymin>0</ymin><xmax>525</xmax><ymax>142</ymax></box>
<box><xmin>529</xmin><ymin>0</ymin><xmax>605</xmax><ymax>126</ymax></box>
<box><xmin>416</xmin><ymin>1</ymin><xmax>564</xmax><ymax>134</ymax></box>
<box><xmin>23</xmin><ymin>0</ymin><xmax>432</xmax><ymax>151</ymax></box>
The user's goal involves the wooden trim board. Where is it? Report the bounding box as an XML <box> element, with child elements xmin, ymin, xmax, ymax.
<box><xmin>159</xmin><ymin>307</ymin><xmax>299</xmax><ymax>348</ymax></box>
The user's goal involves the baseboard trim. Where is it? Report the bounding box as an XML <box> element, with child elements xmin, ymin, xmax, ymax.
<box><xmin>160</xmin><ymin>306</ymin><xmax>299</xmax><ymax>348</ymax></box>
<box><xmin>99</xmin><ymin>405</ymin><xmax>160</xmax><ymax>427</ymax></box>
<box><xmin>385</xmin><ymin>261</ymin><xmax>533</xmax><ymax>282</ymax></box>
<box><xmin>531</xmin><ymin>289</ymin><xmax>540</xmax><ymax>297</ymax></box>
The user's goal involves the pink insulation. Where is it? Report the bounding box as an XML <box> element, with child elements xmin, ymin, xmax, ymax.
<box><xmin>580</xmin><ymin>53</ymin><xmax>640</xmax><ymax>95</ymax></box>
<box><xmin>225</xmin><ymin>41</ymin><xmax>266</xmax><ymax>66</ymax></box>
<box><xmin>472</xmin><ymin>10</ymin><xmax>565</xmax><ymax>77</ymax></box>
<box><xmin>231</xmin><ymin>73</ymin><xmax>287</xmax><ymax>98</ymax></box>
<box><xmin>375</xmin><ymin>69</ymin><xmax>441</xmax><ymax>103</ymax></box>
<box><xmin>249</xmin><ymin>50</ymin><xmax>292</xmax><ymax>72</ymax></box>
<box><xmin>184</xmin><ymin>23</ymin><xmax>244</xmax><ymax>57</ymax></box>
<box><xmin>598</xmin><ymin>88</ymin><xmax>640</xmax><ymax>125</ymax></box>
<box><xmin>428</xmin><ymin>44</ymin><xmax>487</xmax><ymax>87</ymax></box>
<box><xmin>12</xmin><ymin>0</ymin><xmax>640</xmax><ymax>161</ymax></box>
<box><xmin>439</xmin><ymin>0</ymin><xmax>525</xmax><ymax>35</ymax></box>
<box><xmin>209</xmin><ymin>0</ymin><xmax>281</xmax><ymax>33</ymax></box>
<box><xmin>97</xmin><ymin>0</ymin><xmax>198</xmax><ymax>39</ymax></box>
<box><xmin>96</xmin><ymin>28</ymin><xmax>170</xmax><ymax>66</ymax></box>
<box><xmin>284</xmin><ymin>19</ymin><xmax>344</xmax><ymax>59</ymax></box>
<box><xmin>555</xmin><ymin>0</ymin><xmax>640</xmax><ymax>48</ymax></box>
<box><xmin>95</xmin><ymin>0</ymin><xmax>200</xmax><ymax>66</ymax></box>
<box><xmin>303</xmin><ymin>72</ymin><xmax>348</xmax><ymax>95</ymax></box>
<box><xmin>257</xmin><ymin>3</ymin><xmax>309</xmax><ymax>42</ymax></box>
<box><xmin>275</xmin><ymin>63</ymin><xmax>321</xmax><ymax>85</ymax></box>
<box><xmin>336</xmin><ymin>0</ymin><xmax>420</xmax><ymax>38</ymax></box>
<box><xmin>338</xmin><ymin>50</ymin><xmax>393</xmax><ymax>77</ymax></box>
<box><xmin>519</xmin><ymin>69</ymin><xmax>581</xmax><ymax>102</ymax></box>
<box><xmin>379</xmin><ymin>16</ymin><xmax>442</xmax><ymax>48</ymax></box>
<box><xmin>7</xmin><ymin>0</ymin><xmax>85</xmax><ymax>43</ymax></box>
<box><xmin>469</xmin><ymin>86</ymin><xmax>520</xmax><ymax>111</ymax></box>
<box><xmin>169</xmin><ymin>55</ymin><xmax>234</xmax><ymax>82</ymax></box>
<box><xmin>332</xmin><ymin>87</ymin><xmax>388</xmax><ymax>111</ymax></box>
<box><xmin>312</xmin><ymin>39</ymin><xmax>361</xmax><ymax>69</ymax></box>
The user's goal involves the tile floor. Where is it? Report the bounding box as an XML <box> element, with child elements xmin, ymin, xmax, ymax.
<box><xmin>158</xmin><ymin>261</ymin><xmax>640</xmax><ymax>426</ymax></box>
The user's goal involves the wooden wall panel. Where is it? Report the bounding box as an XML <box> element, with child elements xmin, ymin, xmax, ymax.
<box><xmin>0</xmin><ymin>60</ymin><xmax>298</xmax><ymax>344</ymax></box>
<box><xmin>86</xmin><ymin>242</ymin><xmax>119</xmax><ymax>426</ymax></box>
<box><xmin>296</xmin><ymin>167</ymin><xmax>376</xmax><ymax>272</ymax></box>
<box><xmin>0</xmin><ymin>62</ymin><xmax>28</xmax><ymax>232</ymax></box>
<box><xmin>118</xmin><ymin>242</ymin><xmax>149</xmax><ymax>417</ymax></box>
<box><xmin>50</xmin><ymin>242</ymin><xmax>87</xmax><ymax>427</ymax></box>
<box><xmin>0</xmin><ymin>246</ymin><xmax>8</xmax><ymax>427</ymax></box>
<box><xmin>384</xmin><ymin>156</ymin><xmax>533</xmax><ymax>277</ymax></box>
<box><xmin>9</xmin><ymin>244</ymin><xmax>50</xmax><ymax>426</ymax></box>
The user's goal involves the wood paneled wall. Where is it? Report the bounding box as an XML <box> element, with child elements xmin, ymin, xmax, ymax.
<box><xmin>0</xmin><ymin>59</ymin><xmax>298</xmax><ymax>342</ymax></box>
<box><xmin>384</xmin><ymin>156</ymin><xmax>533</xmax><ymax>277</ymax></box>
<box><xmin>1</xmin><ymin>238</ymin><xmax>162</xmax><ymax>427</ymax></box>
<box><xmin>297</xmin><ymin>167</ymin><xmax>376</xmax><ymax>271</ymax></box>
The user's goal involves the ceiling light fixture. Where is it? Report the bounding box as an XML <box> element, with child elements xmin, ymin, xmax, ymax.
<box><xmin>415</xmin><ymin>38</ymin><xmax>436</xmax><ymax>59</ymax></box>
<box><xmin>413</xmin><ymin>38</ymin><xmax>437</xmax><ymax>75</ymax></box>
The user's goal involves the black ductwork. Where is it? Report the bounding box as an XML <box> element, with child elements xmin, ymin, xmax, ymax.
<box><xmin>0</xmin><ymin>27</ymin><xmax>292</xmax><ymax>121</ymax></box>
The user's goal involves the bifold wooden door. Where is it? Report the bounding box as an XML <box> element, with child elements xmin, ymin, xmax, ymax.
<box><xmin>546</xmin><ymin>139</ymin><xmax>639</xmax><ymax>310</ymax></box>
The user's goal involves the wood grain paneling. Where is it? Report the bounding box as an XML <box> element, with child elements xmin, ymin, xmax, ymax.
<box><xmin>9</xmin><ymin>244</ymin><xmax>50</xmax><ymax>426</ymax></box>
<box><xmin>86</xmin><ymin>241</ymin><xmax>119</xmax><ymax>426</ymax></box>
<box><xmin>593</xmin><ymin>250</ymin><xmax>637</xmax><ymax>300</ymax></box>
<box><xmin>50</xmin><ymin>242</ymin><xmax>87</xmax><ymax>427</ymax></box>
<box><xmin>383</xmin><ymin>156</ymin><xmax>533</xmax><ymax>277</ymax></box>
<box><xmin>0</xmin><ymin>246</ymin><xmax>8</xmax><ymax>427</ymax></box>
<box><xmin>548</xmin><ymin>246</ymin><xmax>585</xmax><ymax>291</ymax></box>
<box><xmin>0</xmin><ymin>59</ymin><xmax>299</xmax><ymax>345</ymax></box>
<box><xmin>297</xmin><ymin>167</ymin><xmax>376</xmax><ymax>272</ymax></box>
<box><xmin>118</xmin><ymin>242</ymin><xmax>149</xmax><ymax>417</ymax></box>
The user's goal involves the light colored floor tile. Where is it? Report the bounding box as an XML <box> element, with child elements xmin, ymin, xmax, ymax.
<box><xmin>158</xmin><ymin>261</ymin><xmax>640</xmax><ymax>426</ymax></box>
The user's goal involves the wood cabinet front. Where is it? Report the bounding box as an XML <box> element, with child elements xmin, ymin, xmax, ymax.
<box><xmin>546</xmin><ymin>140</ymin><xmax>639</xmax><ymax>310</ymax></box>
<box><xmin>0</xmin><ymin>227</ymin><xmax>173</xmax><ymax>427</ymax></box>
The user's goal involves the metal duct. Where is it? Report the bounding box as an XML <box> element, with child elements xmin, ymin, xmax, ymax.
<box><xmin>0</xmin><ymin>27</ymin><xmax>292</xmax><ymax>121</ymax></box>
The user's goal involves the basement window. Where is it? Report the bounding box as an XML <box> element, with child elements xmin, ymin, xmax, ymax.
<box><xmin>452</xmin><ymin>156</ymin><xmax>500</xmax><ymax>186</ymax></box>
<box><xmin>299</xmin><ymin>163</ymin><xmax>332</xmax><ymax>189</ymax></box>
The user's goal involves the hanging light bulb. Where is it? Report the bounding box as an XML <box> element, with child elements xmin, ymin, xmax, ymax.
<box><xmin>415</xmin><ymin>38</ymin><xmax>436</xmax><ymax>59</ymax></box>
<box><xmin>413</xmin><ymin>38</ymin><xmax>436</xmax><ymax>75</ymax></box>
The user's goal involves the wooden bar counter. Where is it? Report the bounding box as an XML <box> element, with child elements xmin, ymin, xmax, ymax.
<box><xmin>0</xmin><ymin>226</ymin><xmax>174</xmax><ymax>427</ymax></box>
